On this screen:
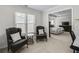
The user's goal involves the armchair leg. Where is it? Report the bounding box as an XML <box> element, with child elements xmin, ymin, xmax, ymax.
<box><xmin>8</xmin><ymin>47</ymin><xmax>9</xmax><ymax>52</ymax></box>
<box><xmin>12</xmin><ymin>51</ymin><xmax>16</xmax><ymax>53</ymax></box>
<box><xmin>26</xmin><ymin>40</ymin><xmax>28</xmax><ymax>48</ymax></box>
<box><xmin>73</xmin><ymin>50</ymin><xmax>76</xmax><ymax>53</ymax></box>
<box><xmin>45</xmin><ymin>37</ymin><xmax>47</xmax><ymax>42</ymax></box>
<box><xmin>7</xmin><ymin>47</ymin><xmax>10</xmax><ymax>53</ymax></box>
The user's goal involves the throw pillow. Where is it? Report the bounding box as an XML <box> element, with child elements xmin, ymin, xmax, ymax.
<box><xmin>10</xmin><ymin>32</ymin><xmax>21</xmax><ymax>42</ymax></box>
<box><xmin>39</xmin><ymin>29</ymin><xmax>44</xmax><ymax>35</ymax></box>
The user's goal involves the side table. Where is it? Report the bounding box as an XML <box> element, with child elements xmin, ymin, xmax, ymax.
<box><xmin>27</xmin><ymin>34</ymin><xmax>34</xmax><ymax>45</ymax></box>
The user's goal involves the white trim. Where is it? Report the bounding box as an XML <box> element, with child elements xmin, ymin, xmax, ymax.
<box><xmin>48</xmin><ymin>8</ymin><xmax>72</xmax><ymax>14</ymax></box>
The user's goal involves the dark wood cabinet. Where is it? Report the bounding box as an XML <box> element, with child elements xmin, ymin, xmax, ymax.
<box><xmin>59</xmin><ymin>25</ymin><xmax>72</xmax><ymax>32</ymax></box>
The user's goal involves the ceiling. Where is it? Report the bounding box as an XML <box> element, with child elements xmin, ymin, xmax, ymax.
<box><xmin>49</xmin><ymin>9</ymin><xmax>72</xmax><ymax>17</ymax></box>
<box><xmin>54</xmin><ymin>9</ymin><xmax>71</xmax><ymax>15</ymax></box>
<box><xmin>28</xmin><ymin>5</ymin><xmax>56</xmax><ymax>11</ymax></box>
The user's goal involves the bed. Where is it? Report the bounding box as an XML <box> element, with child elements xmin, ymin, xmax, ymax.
<box><xmin>50</xmin><ymin>27</ymin><xmax>64</xmax><ymax>35</ymax></box>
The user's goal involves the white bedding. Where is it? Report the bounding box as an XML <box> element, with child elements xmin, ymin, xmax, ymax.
<box><xmin>50</xmin><ymin>27</ymin><xmax>64</xmax><ymax>34</ymax></box>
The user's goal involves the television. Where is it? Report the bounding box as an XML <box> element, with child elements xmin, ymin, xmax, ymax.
<box><xmin>62</xmin><ymin>22</ymin><xmax>69</xmax><ymax>25</ymax></box>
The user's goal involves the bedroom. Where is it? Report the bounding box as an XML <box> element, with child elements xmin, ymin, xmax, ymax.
<box><xmin>49</xmin><ymin>9</ymin><xmax>72</xmax><ymax>36</ymax></box>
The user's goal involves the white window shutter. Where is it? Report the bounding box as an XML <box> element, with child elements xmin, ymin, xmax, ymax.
<box><xmin>15</xmin><ymin>12</ymin><xmax>26</xmax><ymax>34</ymax></box>
<box><xmin>15</xmin><ymin>12</ymin><xmax>26</xmax><ymax>23</ymax></box>
<box><xmin>16</xmin><ymin>24</ymin><xmax>26</xmax><ymax>34</ymax></box>
<box><xmin>27</xmin><ymin>14</ymin><xmax>35</xmax><ymax>34</ymax></box>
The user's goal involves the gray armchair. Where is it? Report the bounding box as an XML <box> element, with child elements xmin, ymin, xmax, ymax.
<box><xmin>6</xmin><ymin>27</ymin><xmax>28</xmax><ymax>53</ymax></box>
<box><xmin>36</xmin><ymin>26</ymin><xmax>47</xmax><ymax>42</ymax></box>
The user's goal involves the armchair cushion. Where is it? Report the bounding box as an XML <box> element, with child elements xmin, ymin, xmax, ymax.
<box><xmin>11</xmin><ymin>39</ymin><xmax>27</xmax><ymax>46</ymax></box>
<box><xmin>11</xmin><ymin>39</ymin><xmax>27</xmax><ymax>52</ymax></box>
<box><xmin>38</xmin><ymin>29</ymin><xmax>44</xmax><ymax>35</ymax></box>
<box><xmin>10</xmin><ymin>32</ymin><xmax>21</xmax><ymax>42</ymax></box>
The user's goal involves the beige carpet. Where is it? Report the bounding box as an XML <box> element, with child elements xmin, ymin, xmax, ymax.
<box><xmin>17</xmin><ymin>32</ymin><xmax>73</xmax><ymax>53</ymax></box>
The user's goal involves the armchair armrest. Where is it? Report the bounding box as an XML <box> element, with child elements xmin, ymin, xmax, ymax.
<box><xmin>44</xmin><ymin>32</ymin><xmax>47</xmax><ymax>35</ymax></box>
<box><xmin>21</xmin><ymin>36</ymin><xmax>26</xmax><ymax>39</ymax></box>
<box><xmin>8</xmin><ymin>40</ymin><xmax>13</xmax><ymax>45</ymax></box>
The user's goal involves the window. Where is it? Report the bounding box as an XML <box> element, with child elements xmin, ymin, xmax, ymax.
<box><xmin>15</xmin><ymin>12</ymin><xmax>35</xmax><ymax>35</ymax></box>
<box><xmin>15</xmin><ymin>12</ymin><xmax>26</xmax><ymax>34</ymax></box>
<box><xmin>27</xmin><ymin>14</ymin><xmax>35</xmax><ymax>34</ymax></box>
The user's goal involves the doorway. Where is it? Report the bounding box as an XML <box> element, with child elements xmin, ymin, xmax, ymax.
<box><xmin>48</xmin><ymin>9</ymin><xmax>72</xmax><ymax>37</ymax></box>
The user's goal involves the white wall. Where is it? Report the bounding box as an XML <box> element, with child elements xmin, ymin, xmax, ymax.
<box><xmin>55</xmin><ymin>14</ymin><xmax>71</xmax><ymax>27</ymax></box>
<box><xmin>43</xmin><ymin>11</ymin><xmax>49</xmax><ymax>38</ymax></box>
<box><xmin>55</xmin><ymin>17</ymin><xmax>62</xmax><ymax>27</ymax></box>
<box><xmin>0</xmin><ymin>5</ymin><xmax>43</xmax><ymax>49</ymax></box>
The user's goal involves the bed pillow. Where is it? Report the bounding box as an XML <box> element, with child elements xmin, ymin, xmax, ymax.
<box><xmin>39</xmin><ymin>29</ymin><xmax>44</xmax><ymax>35</ymax></box>
<box><xmin>10</xmin><ymin>32</ymin><xmax>21</xmax><ymax>42</ymax></box>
